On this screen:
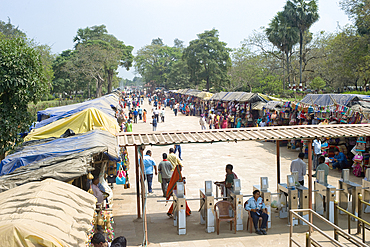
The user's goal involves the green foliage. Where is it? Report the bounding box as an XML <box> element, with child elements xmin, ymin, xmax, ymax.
<box><xmin>183</xmin><ymin>29</ymin><xmax>232</xmax><ymax>91</ymax></box>
<box><xmin>134</xmin><ymin>38</ymin><xmax>183</xmax><ymax>88</ymax></box>
<box><xmin>0</xmin><ymin>37</ymin><xmax>48</xmax><ymax>156</ymax></box>
<box><xmin>341</xmin><ymin>0</ymin><xmax>370</xmax><ymax>36</ymax></box>
<box><xmin>284</xmin><ymin>0</ymin><xmax>319</xmax><ymax>84</ymax></box>
<box><xmin>253</xmin><ymin>75</ymin><xmax>284</xmax><ymax>95</ymax></box>
<box><xmin>0</xmin><ymin>18</ymin><xmax>27</xmax><ymax>40</ymax></box>
<box><xmin>309</xmin><ymin>76</ymin><xmax>326</xmax><ymax>90</ymax></box>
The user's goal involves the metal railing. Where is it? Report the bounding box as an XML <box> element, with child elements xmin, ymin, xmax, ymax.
<box><xmin>357</xmin><ymin>194</ymin><xmax>370</xmax><ymax>243</ymax></box>
<box><xmin>289</xmin><ymin>209</ymin><xmax>367</xmax><ymax>247</ymax></box>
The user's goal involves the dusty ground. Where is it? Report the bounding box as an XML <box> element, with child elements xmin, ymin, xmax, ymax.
<box><xmin>112</xmin><ymin>100</ymin><xmax>370</xmax><ymax>246</ymax></box>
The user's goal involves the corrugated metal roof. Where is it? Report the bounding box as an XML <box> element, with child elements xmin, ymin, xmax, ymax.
<box><xmin>117</xmin><ymin>124</ymin><xmax>370</xmax><ymax>146</ymax></box>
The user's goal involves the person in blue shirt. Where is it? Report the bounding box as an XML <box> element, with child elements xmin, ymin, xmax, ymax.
<box><xmin>138</xmin><ymin>106</ymin><xmax>143</xmax><ymax>120</ymax></box>
<box><xmin>332</xmin><ymin>148</ymin><xmax>348</xmax><ymax>170</ymax></box>
<box><xmin>245</xmin><ymin>190</ymin><xmax>269</xmax><ymax>235</ymax></box>
<box><xmin>151</xmin><ymin>115</ymin><xmax>158</xmax><ymax>131</ymax></box>
<box><xmin>133</xmin><ymin>109</ymin><xmax>138</xmax><ymax>123</ymax></box>
<box><xmin>143</xmin><ymin>150</ymin><xmax>157</xmax><ymax>193</ymax></box>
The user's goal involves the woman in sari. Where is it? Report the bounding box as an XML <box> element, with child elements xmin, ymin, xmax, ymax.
<box><xmin>143</xmin><ymin>109</ymin><xmax>147</xmax><ymax>123</ymax></box>
<box><xmin>166</xmin><ymin>165</ymin><xmax>191</xmax><ymax>217</ymax></box>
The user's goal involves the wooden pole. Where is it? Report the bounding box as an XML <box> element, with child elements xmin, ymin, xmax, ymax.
<box><xmin>135</xmin><ymin>146</ymin><xmax>141</xmax><ymax>219</ymax></box>
<box><xmin>139</xmin><ymin>147</ymin><xmax>148</xmax><ymax>245</ymax></box>
<box><xmin>277</xmin><ymin>140</ymin><xmax>281</xmax><ymax>186</ymax></box>
<box><xmin>308</xmin><ymin>139</ymin><xmax>313</xmax><ymax>210</ymax></box>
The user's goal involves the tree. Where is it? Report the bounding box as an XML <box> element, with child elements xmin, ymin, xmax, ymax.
<box><xmin>341</xmin><ymin>0</ymin><xmax>370</xmax><ymax>36</ymax></box>
<box><xmin>0</xmin><ymin>37</ymin><xmax>48</xmax><ymax>158</ymax></box>
<box><xmin>285</xmin><ymin>0</ymin><xmax>319</xmax><ymax>87</ymax></box>
<box><xmin>134</xmin><ymin>39</ymin><xmax>183</xmax><ymax>88</ymax></box>
<box><xmin>266</xmin><ymin>11</ymin><xmax>299</xmax><ymax>89</ymax></box>
<box><xmin>0</xmin><ymin>18</ymin><xmax>26</xmax><ymax>40</ymax></box>
<box><xmin>73</xmin><ymin>25</ymin><xmax>134</xmax><ymax>93</ymax></box>
<box><xmin>183</xmin><ymin>29</ymin><xmax>231</xmax><ymax>91</ymax></box>
<box><xmin>309</xmin><ymin>76</ymin><xmax>326</xmax><ymax>91</ymax></box>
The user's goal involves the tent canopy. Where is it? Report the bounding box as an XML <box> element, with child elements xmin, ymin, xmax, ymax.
<box><xmin>36</xmin><ymin>93</ymin><xmax>118</xmax><ymax>128</ymax></box>
<box><xmin>209</xmin><ymin>92</ymin><xmax>230</xmax><ymax>101</ymax></box>
<box><xmin>25</xmin><ymin>107</ymin><xmax>119</xmax><ymax>141</ymax></box>
<box><xmin>220</xmin><ymin>92</ymin><xmax>247</xmax><ymax>101</ymax></box>
<box><xmin>0</xmin><ymin>179</ymin><xmax>96</xmax><ymax>247</ymax></box>
<box><xmin>264</xmin><ymin>101</ymin><xmax>284</xmax><ymax>111</ymax></box>
<box><xmin>300</xmin><ymin>94</ymin><xmax>362</xmax><ymax>106</ymax></box>
<box><xmin>0</xmin><ymin>130</ymin><xmax>118</xmax><ymax>191</ymax></box>
<box><xmin>196</xmin><ymin>92</ymin><xmax>214</xmax><ymax>100</ymax></box>
<box><xmin>238</xmin><ymin>93</ymin><xmax>267</xmax><ymax>103</ymax></box>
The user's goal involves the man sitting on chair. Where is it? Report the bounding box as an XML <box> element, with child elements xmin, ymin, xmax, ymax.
<box><xmin>245</xmin><ymin>189</ymin><xmax>268</xmax><ymax>235</ymax></box>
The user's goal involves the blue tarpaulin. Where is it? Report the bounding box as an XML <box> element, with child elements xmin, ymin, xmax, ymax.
<box><xmin>300</xmin><ymin>94</ymin><xmax>364</xmax><ymax>106</ymax></box>
<box><xmin>0</xmin><ymin>130</ymin><xmax>119</xmax><ymax>176</ymax></box>
<box><xmin>35</xmin><ymin>94</ymin><xmax>119</xmax><ymax>129</ymax></box>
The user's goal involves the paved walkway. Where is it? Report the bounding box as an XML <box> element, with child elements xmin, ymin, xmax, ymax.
<box><xmin>112</xmin><ymin>100</ymin><xmax>370</xmax><ymax>246</ymax></box>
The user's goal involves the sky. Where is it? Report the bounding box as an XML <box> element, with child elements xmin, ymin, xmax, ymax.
<box><xmin>1</xmin><ymin>0</ymin><xmax>351</xmax><ymax>79</ymax></box>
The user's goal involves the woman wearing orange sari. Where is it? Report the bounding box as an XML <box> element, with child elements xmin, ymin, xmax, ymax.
<box><xmin>166</xmin><ymin>165</ymin><xmax>191</xmax><ymax>216</ymax></box>
<box><xmin>143</xmin><ymin>109</ymin><xmax>147</xmax><ymax>123</ymax></box>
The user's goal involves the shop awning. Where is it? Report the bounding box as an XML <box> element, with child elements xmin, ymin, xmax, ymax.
<box><xmin>196</xmin><ymin>92</ymin><xmax>214</xmax><ymax>100</ymax></box>
<box><xmin>251</xmin><ymin>101</ymin><xmax>266</xmax><ymax>111</ymax></box>
<box><xmin>185</xmin><ymin>89</ymin><xmax>201</xmax><ymax>96</ymax></box>
<box><xmin>0</xmin><ymin>130</ymin><xmax>118</xmax><ymax>191</ymax></box>
<box><xmin>264</xmin><ymin>101</ymin><xmax>284</xmax><ymax>111</ymax></box>
<box><xmin>116</xmin><ymin>124</ymin><xmax>370</xmax><ymax>146</ymax></box>
<box><xmin>209</xmin><ymin>92</ymin><xmax>230</xmax><ymax>101</ymax></box>
<box><xmin>25</xmin><ymin>107</ymin><xmax>119</xmax><ymax>141</ymax></box>
<box><xmin>0</xmin><ymin>179</ymin><xmax>96</xmax><ymax>247</ymax></box>
<box><xmin>220</xmin><ymin>92</ymin><xmax>247</xmax><ymax>101</ymax></box>
<box><xmin>36</xmin><ymin>93</ymin><xmax>118</xmax><ymax>127</ymax></box>
<box><xmin>300</xmin><ymin>94</ymin><xmax>362</xmax><ymax>106</ymax></box>
<box><xmin>238</xmin><ymin>93</ymin><xmax>267</xmax><ymax>103</ymax></box>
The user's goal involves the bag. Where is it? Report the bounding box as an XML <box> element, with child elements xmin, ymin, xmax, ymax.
<box><xmin>354</xmin><ymin>154</ymin><xmax>363</xmax><ymax>162</ymax></box>
<box><xmin>158</xmin><ymin>173</ymin><xmax>162</xmax><ymax>183</ymax></box>
<box><xmin>116</xmin><ymin>176</ymin><xmax>126</xmax><ymax>185</ymax></box>
<box><xmin>321</xmin><ymin>142</ymin><xmax>329</xmax><ymax>150</ymax></box>
<box><xmin>356</xmin><ymin>137</ymin><xmax>366</xmax><ymax>152</ymax></box>
<box><xmin>353</xmin><ymin>163</ymin><xmax>362</xmax><ymax>177</ymax></box>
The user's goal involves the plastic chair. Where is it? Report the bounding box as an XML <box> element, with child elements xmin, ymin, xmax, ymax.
<box><xmin>244</xmin><ymin>201</ymin><xmax>266</xmax><ymax>233</ymax></box>
<box><xmin>214</xmin><ymin>200</ymin><xmax>236</xmax><ymax>235</ymax></box>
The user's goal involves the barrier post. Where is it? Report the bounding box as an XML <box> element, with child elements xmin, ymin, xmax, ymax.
<box><xmin>334</xmin><ymin>200</ymin><xmax>338</xmax><ymax>241</ymax></box>
<box><xmin>358</xmin><ymin>194</ymin><xmax>362</xmax><ymax>234</ymax></box>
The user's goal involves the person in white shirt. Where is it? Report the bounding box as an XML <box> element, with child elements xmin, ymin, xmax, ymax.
<box><xmin>290</xmin><ymin>153</ymin><xmax>306</xmax><ymax>186</ymax></box>
<box><xmin>312</xmin><ymin>137</ymin><xmax>322</xmax><ymax>170</ymax></box>
<box><xmin>160</xmin><ymin>108</ymin><xmax>165</xmax><ymax>122</ymax></box>
<box><xmin>199</xmin><ymin>115</ymin><xmax>206</xmax><ymax>130</ymax></box>
<box><xmin>259</xmin><ymin>118</ymin><xmax>266</xmax><ymax>127</ymax></box>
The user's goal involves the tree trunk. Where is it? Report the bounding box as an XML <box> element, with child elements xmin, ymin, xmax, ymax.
<box><xmin>286</xmin><ymin>51</ymin><xmax>291</xmax><ymax>89</ymax></box>
<box><xmin>96</xmin><ymin>74</ymin><xmax>104</xmax><ymax>98</ymax></box>
<box><xmin>107</xmin><ymin>69</ymin><xmax>113</xmax><ymax>93</ymax></box>
<box><xmin>299</xmin><ymin>31</ymin><xmax>303</xmax><ymax>89</ymax></box>
<box><xmin>206</xmin><ymin>77</ymin><xmax>210</xmax><ymax>91</ymax></box>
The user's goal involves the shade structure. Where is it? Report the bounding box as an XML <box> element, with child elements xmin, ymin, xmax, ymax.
<box><xmin>300</xmin><ymin>94</ymin><xmax>363</xmax><ymax>106</ymax></box>
<box><xmin>196</xmin><ymin>92</ymin><xmax>214</xmax><ymax>100</ymax></box>
<box><xmin>209</xmin><ymin>92</ymin><xmax>230</xmax><ymax>101</ymax></box>
<box><xmin>36</xmin><ymin>93</ymin><xmax>118</xmax><ymax>126</ymax></box>
<box><xmin>220</xmin><ymin>92</ymin><xmax>247</xmax><ymax>101</ymax></box>
<box><xmin>116</xmin><ymin>124</ymin><xmax>370</xmax><ymax>146</ymax></box>
<box><xmin>0</xmin><ymin>179</ymin><xmax>96</xmax><ymax>247</ymax></box>
<box><xmin>25</xmin><ymin>107</ymin><xmax>119</xmax><ymax>141</ymax></box>
<box><xmin>238</xmin><ymin>93</ymin><xmax>267</xmax><ymax>103</ymax></box>
<box><xmin>0</xmin><ymin>130</ymin><xmax>118</xmax><ymax>188</ymax></box>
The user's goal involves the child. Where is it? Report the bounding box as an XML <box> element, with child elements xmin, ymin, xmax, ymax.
<box><xmin>150</xmin><ymin>115</ymin><xmax>157</xmax><ymax>131</ymax></box>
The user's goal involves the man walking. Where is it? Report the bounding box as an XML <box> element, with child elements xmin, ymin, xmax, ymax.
<box><xmin>312</xmin><ymin>137</ymin><xmax>322</xmax><ymax>170</ymax></box>
<box><xmin>150</xmin><ymin>115</ymin><xmax>158</xmax><ymax>131</ymax></box>
<box><xmin>143</xmin><ymin>150</ymin><xmax>157</xmax><ymax>193</ymax></box>
<box><xmin>174</xmin><ymin>144</ymin><xmax>182</xmax><ymax>160</ymax></box>
<box><xmin>160</xmin><ymin>108</ymin><xmax>165</xmax><ymax>122</ymax></box>
<box><xmin>290</xmin><ymin>153</ymin><xmax>306</xmax><ymax>186</ymax></box>
<box><xmin>168</xmin><ymin>147</ymin><xmax>182</xmax><ymax>171</ymax></box>
<box><xmin>138</xmin><ymin>106</ymin><xmax>143</xmax><ymax>121</ymax></box>
<box><xmin>133</xmin><ymin>108</ymin><xmax>138</xmax><ymax>123</ymax></box>
<box><xmin>158</xmin><ymin>153</ymin><xmax>173</xmax><ymax>197</ymax></box>
<box><xmin>199</xmin><ymin>115</ymin><xmax>206</xmax><ymax>130</ymax></box>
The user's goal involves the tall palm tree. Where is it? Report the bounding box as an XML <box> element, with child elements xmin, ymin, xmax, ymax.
<box><xmin>266</xmin><ymin>11</ymin><xmax>299</xmax><ymax>89</ymax></box>
<box><xmin>285</xmin><ymin>0</ymin><xmax>319</xmax><ymax>89</ymax></box>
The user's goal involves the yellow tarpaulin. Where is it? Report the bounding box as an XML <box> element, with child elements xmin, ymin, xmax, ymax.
<box><xmin>0</xmin><ymin>179</ymin><xmax>96</xmax><ymax>247</ymax></box>
<box><xmin>25</xmin><ymin>107</ymin><xmax>119</xmax><ymax>141</ymax></box>
<box><xmin>196</xmin><ymin>92</ymin><xmax>213</xmax><ymax>100</ymax></box>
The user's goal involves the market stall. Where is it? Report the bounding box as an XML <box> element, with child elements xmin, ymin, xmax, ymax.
<box><xmin>0</xmin><ymin>179</ymin><xmax>96</xmax><ymax>247</ymax></box>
